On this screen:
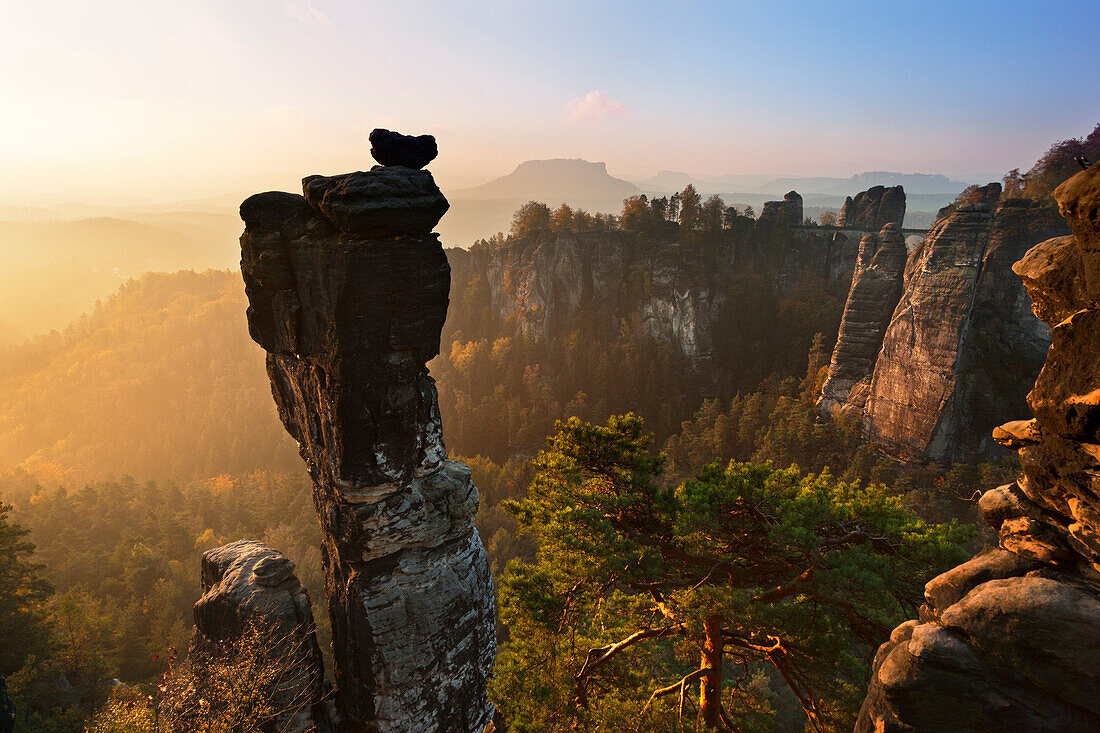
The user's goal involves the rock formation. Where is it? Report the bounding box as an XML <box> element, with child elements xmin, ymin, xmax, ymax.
<box><xmin>446</xmin><ymin>188</ymin><xmax>880</xmax><ymax>367</ymax></box>
<box><xmin>238</xmin><ymin>133</ymin><xmax>496</xmax><ymax>732</ymax></box>
<box><xmin>855</xmin><ymin>165</ymin><xmax>1100</xmax><ymax>732</ymax></box>
<box><xmin>839</xmin><ymin>185</ymin><xmax>906</xmax><ymax>230</ymax></box>
<box><xmin>190</xmin><ymin>540</ymin><xmax>328</xmax><ymax>732</ymax></box>
<box><xmin>817</xmin><ymin>223</ymin><xmax>907</xmax><ymax>414</ymax></box>
<box><xmin>368</xmin><ymin>129</ymin><xmax>439</xmax><ymax>170</ymax></box>
<box><xmin>824</xmin><ymin>187</ymin><xmax>1070</xmax><ymax>463</ymax></box>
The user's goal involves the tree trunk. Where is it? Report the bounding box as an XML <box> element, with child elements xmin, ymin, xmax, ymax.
<box><xmin>699</xmin><ymin>614</ymin><xmax>725</xmax><ymax>728</ymax></box>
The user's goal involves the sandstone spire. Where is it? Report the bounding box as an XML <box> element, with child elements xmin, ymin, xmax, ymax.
<box><xmin>855</xmin><ymin>165</ymin><xmax>1100</xmax><ymax>731</ymax></box>
<box><xmin>238</xmin><ymin>133</ymin><xmax>496</xmax><ymax>732</ymax></box>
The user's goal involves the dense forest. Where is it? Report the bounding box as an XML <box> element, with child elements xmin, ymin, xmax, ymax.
<box><xmin>0</xmin><ymin>125</ymin><xmax>1095</xmax><ymax>730</ymax></box>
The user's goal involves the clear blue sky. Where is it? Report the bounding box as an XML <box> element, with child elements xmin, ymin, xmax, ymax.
<box><xmin>2</xmin><ymin>0</ymin><xmax>1097</xmax><ymax>200</ymax></box>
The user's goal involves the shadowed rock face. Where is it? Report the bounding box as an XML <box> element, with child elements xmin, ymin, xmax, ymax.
<box><xmin>239</xmin><ymin>157</ymin><xmax>495</xmax><ymax>732</ymax></box>
<box><xmin>817</xmin><ymin>223</ymin><xmax>907</xmax><ymax>414</ymax></box>
<box><xmin>191</xmin><ymin>540</ymin><xmax>327</xmax><ymax>733</ymax></box>
<box><xmin>839</xmin><ymin>185</ymin><xmax>906</xmax><ymax>230</ymax></box>
<box><xmin>855</xmin><ymin>166</ymin><xmax>1100</xmax><ymax>732</ymax></box>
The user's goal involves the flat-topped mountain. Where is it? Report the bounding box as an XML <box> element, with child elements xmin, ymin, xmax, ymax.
<box><xmin>452</xmin><ymin>158</ymin><xmax>640</xmax><ymax>204</ymax></box>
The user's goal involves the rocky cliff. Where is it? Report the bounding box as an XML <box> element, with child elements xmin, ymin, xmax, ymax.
<box><xmin>822</xmin><ymin>187</ymin><xmax>1069</xmax><ymax>463</ymax></box>
<box><xmin>238</xmin><ymin>134</ymin><xmax>496</xmax><ymax>732</ymax></box>
<box><xmin>447</xmin><ymin>186</ymin><xmax>903</xmax><ymax>365</ymax></box>
<box><xmin>817</xmin><ymin>223</ymin><xmax>907</xmax><ymax>413</ymax></box>
<box><xmin>855</xmin><ymin>165</ymin><xmax>1100</xmax><ymax>732</ymax></box>
<box><xmin>187</xmin><ymin>541</ymin><xmax>328</xmax><ymax>732</ymax></box>
<box><xmin>839</xmin><ymin>185</ymin><xmax>906</xmax><ymax>229</ymax></box>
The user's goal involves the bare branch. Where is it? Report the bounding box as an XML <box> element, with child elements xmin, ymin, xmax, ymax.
<box><xmin>573</xmin><ymin>625</ymin><xmax>684</xmax><ymax>708</ymax></box>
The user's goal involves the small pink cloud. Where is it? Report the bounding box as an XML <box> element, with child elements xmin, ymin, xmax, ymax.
<box><xmin>564</xmin><ymin>90</ymin><xmax>628</xmax><ymax>122</ymax></box>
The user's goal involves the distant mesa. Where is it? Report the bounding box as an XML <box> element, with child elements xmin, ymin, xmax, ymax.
<box><xmin>452</xmin><ymin>158</ymin><xmax>641</xmax><ymax>203</ymax></box>
<box><xmin>369</xmin><ymin>128</ymin><xmax>438</xmax><ymax>169</ymax></box>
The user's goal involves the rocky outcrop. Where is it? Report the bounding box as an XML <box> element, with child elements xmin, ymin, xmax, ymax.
<box><xmin>239</xmin><ymin>135</ymin><xmax>496</xmax><ymax>732</ymax></box>
<box><xmin>817</xmin><ymin>223</ymin><xmax>907</xmax><ymax>414</ymax></box>
<box><xmin>855</xmin><ymin>165</ymin><xmax>1100</xmax><ymax>732</ymax></box>
<box><xmin>839</xmin><ymin>185</ymin><xmax>906</xmax><ymax>229</ymax></box>
<box><xmin>190</xmin><ymin>541</ymin><xmax>328</xmax><ymax>732</ymax></box>
<box><xmin>826</xmin><ymin>190</ymin><xmax>1070</xmax><ymax>463</ymax></box>
<box><xmin>476</xmin><ymin>230</ymin><xmax>726</xmax><ymax>360</ymax></box>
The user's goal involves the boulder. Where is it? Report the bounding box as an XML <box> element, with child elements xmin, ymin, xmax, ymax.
<box><xmin>190</xmin><ymin>540</ymin><xmax>327</xmax><ymax>733</ymax></box>
<box><xmin>302</xmin><ymin>168</ymin><xmax>449</xmax><ymax>237</ymax></box>
<box><xmin>369</xmin><ymin>128</ymin><xmax>438</xmax><ymax>169</ymax></box>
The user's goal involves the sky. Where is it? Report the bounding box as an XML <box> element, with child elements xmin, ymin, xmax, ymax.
<box><xmin>2</xmin><ymin>0</ymin><xmax>1098</xmax><ymax>202</ymax></box>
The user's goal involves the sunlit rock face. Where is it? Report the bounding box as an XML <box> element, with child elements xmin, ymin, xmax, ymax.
<box><xmin>839</xmin><ymin>185</ymin><xmax>906</xmax><ymax>230</ymax></box>
<box><xmin>239</xmin><ymin>149</ymin><xmax>496</xmax><ymax>732</ymax></box>
<box><xmin>190</xmin><ymin>540</ymin><xmax>328</xmax><ymax>733</ymax></box>
<box><xmin>817</xmin><ymin>223</ymin><xmax>907</xmax><ymax>414</ymax></box>
<box><xmin>855</xmin><ymin>166</ymin><xmax>1100</xmax><ymax>732</ymax></box>
<box><xmin>824</xmin><ymin>189</ymin><xmax>1069</xmax><ymax>464</ymax></box>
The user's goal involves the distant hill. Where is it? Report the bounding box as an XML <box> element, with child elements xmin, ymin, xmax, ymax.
<box><xmin>762</xmin><ymin>171</ymin><xmax>967</xmax><ymax>196</ymax></box>
<box><xmin>452</xmin><ymin>158</ymin><xmax>640</xmax><ymax>203</ymax></box>
<box><xmin>0</xmin><ymin>213</ymin><xmax>242</xmax><ymax>343</ymax></box>
<box><xmin>0</xmin><ymin>269</ymin><xmax>299</xmax><ymax>484</ymax></box>
<box><xmin>440</xmin><ymin>159</ymin><xmax>643</xmax><ymax>246</ymax></box>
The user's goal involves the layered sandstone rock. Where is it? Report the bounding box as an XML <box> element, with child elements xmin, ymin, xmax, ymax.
<box><xmin>239</xmin><ymin>139</ymin><xmax>496</xmax><ymax>732</ymax></box>
<box><xmin>190</xmin><ymin>541</ymin><xmax>328</xmax><ymax>732</ymax></box>
<box><xmin>827</xmin><ymin>190</ymin><xmax>1069</xmax><ymax>463</ymax></box>
<box><xmin>818</xmin><ymin>223</ymin><xmax>907</xmax><ymax>414</ymax></box>
<box><xmin>838</xmin><ymin>185</ymin><xmax>906</xmax><ymax>229</ymax></box>
<box><xmin>447</xmin><ymin>189</ymin><xmax>867</xmax><ymax>366</ymax></box>
<box><xmin>477</xmin><ymin>229</ymin><xmax>725</xmax><ymax>360</ymax></box>
<box><xmin>855</xmin><ymin>165</ymin><xmax>1100</xmax><ymax>732</ymax></box>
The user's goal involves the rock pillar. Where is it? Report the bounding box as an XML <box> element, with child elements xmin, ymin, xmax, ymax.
<box><xmin>238</xmin><ymin>132</ymin><xmax>496</xmax><ymax>732</ymax></box>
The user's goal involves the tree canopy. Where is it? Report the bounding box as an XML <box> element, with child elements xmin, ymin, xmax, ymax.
<box><xmin>493</xmin><ymin>415</ymin><xmax>970</xmax><ymax>732</ymax></box>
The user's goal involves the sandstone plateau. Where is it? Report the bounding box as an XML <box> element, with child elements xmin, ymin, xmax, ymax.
<box><xmin>855</xmin><ymin>165</ymin><xmax>1100</xmax><ymax>732</ymax></box>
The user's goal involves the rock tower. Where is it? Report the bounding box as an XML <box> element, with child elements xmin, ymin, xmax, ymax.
<box><xmin>855</xmin><ymin>165</ymin><xmax>1100</xmax><ymax>731</ymax></box>
<box><xmin>238</xmin><ymin>130</ymin><xmax>496</xmax><ymax>732</ymax></box>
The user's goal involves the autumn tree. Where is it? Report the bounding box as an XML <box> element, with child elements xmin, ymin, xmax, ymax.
<box><xmin>677</xmin><ymin>185</ymin><xmax>703</xmax><ymax>231</ymax></box>
<box><xmin>510</xmin><ymin>201</ymin><xmax>552</xmax><ymax>240</ymax></box>
<box><xmin>700</xmin><ymin>195</ymin><xmax>726</xmax><ymax>234</ymax></box>
<box><xmin>621</xmin><ymin>195</ymin><xmax>654</xmax><ymax>233</ymax></box>
<box><xmin>818</xmin><ymin>211</ymin><xmax>837</xmax><ymax>227</ymax></box>
<box><xmin>550</xmin><ymin>203</ymin><xmax>576</xmax><ymax>233</ymax></box>
<box><xmin>995</xmin><ymin>123</ymin><xmax>1100</xmax><ymax>203</ymax></box>
<box><xmin>494</xmin><ymin>415</ymin><xmax>968</xmax><ymax>732</ymax></box>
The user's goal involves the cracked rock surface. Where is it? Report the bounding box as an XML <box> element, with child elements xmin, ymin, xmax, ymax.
<box><xmin>855</xmin><ymin>166</ymin><xmax>1100</xmax><ymax>733</ymax></box>
<box><xmin>239</xmin><ymin>154</ymin><xmax>496</xmax><ymax>732</ymax></box>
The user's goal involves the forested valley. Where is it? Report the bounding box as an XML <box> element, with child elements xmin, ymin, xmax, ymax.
<box><xmin>3</xmin><ymin>125</ymin><xmax>1097</xmax><ymax>731</ymax></box>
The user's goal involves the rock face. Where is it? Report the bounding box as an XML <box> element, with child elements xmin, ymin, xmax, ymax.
<box><xmin>239</xmin><ymin>147</ymin><xmax>496</xmax><ymax>731</ymax></box>
<box><xmin>825</xmin><ymin>190</ymin><xmax>1070</xmax><ymax>463</ymax></box>
<box><xmin>474</xmin><ymin>230</ymin><xmax>725</xmax><ymax>360</ymax></box>
<box><xmin>838</xmin><ymin>185</ymin><xmax>906</xmax><ymax>229</ymax></box>
<box><xmin>855</xmin><ymin>165</ymin><xmax>1100</xmax><ymax>732</ymax></box>
<box><xmin>191</xmin><ymin>541</ymin><xmax>328</xmax><ymax>732</ymax></box>
<box><xmin>817</xmin><ymin>223</ymin><xmax>907</xmax><ymax>414</ymax></box>
<box><xmin>457</xmin><ymin>189</ymin><xmax>875</xmax><ymax>365</ymax></box>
